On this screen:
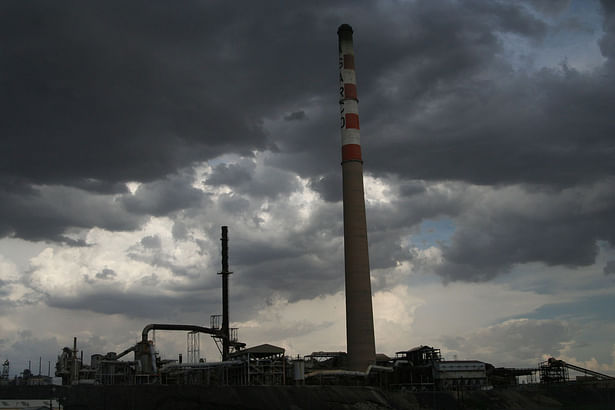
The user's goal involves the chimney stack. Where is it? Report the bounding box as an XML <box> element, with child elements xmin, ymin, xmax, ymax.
<box><xmin>338</xmin><ymin>24</ymin><xmax>376</xmax><ymax>371</ymax></box>
<box><xmin>219</xmin><ymin>226</ymin><xmax>232</xmax><ymax>361</ymax></box>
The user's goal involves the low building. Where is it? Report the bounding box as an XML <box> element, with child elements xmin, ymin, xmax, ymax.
<box><xmin>435</xmin><ymin>360</ymin><xmax>487</xmax><ymax>390</ymax></box>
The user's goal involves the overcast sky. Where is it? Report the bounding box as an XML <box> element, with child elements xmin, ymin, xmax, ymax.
<box><xmin>1</xmin><ymin>0</ymin><xmax>614</xmax><ymax>377</ymax></box>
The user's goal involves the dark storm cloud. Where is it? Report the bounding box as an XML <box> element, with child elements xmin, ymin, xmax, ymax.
<box><xmin>604</xmin><ymin>260</ymin><xmax>615</xmax><ymax>275</ymax></box>
<box><xmin>0</xmin><ymin>0</ymin><xmax>340</xmax><ymax>240</ymax></box>
<box><xmin>0</xmin><ymin>185</ymin><xmax>143</xmax><ymax>242</ymax></box>
<box><xmin>206</xmin><ymin>160</ymin><xmax>300</xmax><ymax>199</ymax></box>
<box><xmin>1</xmin><ymin>0</ymin><xmax>613</xmax><ymax>288</ymax></box>
<box><xmin>524</xmin><ymin>0</ymin><xmax>571</xmax><ymax>16</ymax></box>
<box><xmin>334</xmin><ymin>0</ymin><xmax>615</xmax><ymax>282</ymax></box>
<box><xmin>440</xmin><ymin>318</ymin><xmax>574</xmax><ymax>367</ymax></box>
<box><xmin>95</xmin><ymin>268</ymin><xmax>117</xmax><ymax>280</ymax></box>
<box><xmin>308</xmin><ymin>173</ymin><xmax>342</xmax><ymax>202</ymax></box>
<box><xmin>366</xmin><ymin>184</ymin><xmax>463</xmax><ymax>232</ymax></box>
<box><xmin>126</xmin><ymin>251</ymin><xmax>201</xmax><ymax>279</ymax></box>
<box><xmin>357</xmin><ymin>0</ymin><xmax>613</xmax><ymax>188</ymax></box>
<box><xmin>140</xmin><ymin>235</ymin><xmax>161</xmax><ymax>249</ymax></box>
<box><xmin>171</xmin><ymin>221</ymin><xmax>189</xmax><ymax>240</ymax></box>
<box><xmin>206</xmin><ymin>162</ymin><xmax>255</xmax><ymax>188</ymax></box>
<box><xmin>0</xmin><ymin>281</ymin><xmax>11</xmax><ymax>298</ymax></box>
<box><xmin>262</xmin><ymin>0</ymin><xmax>612</xmax><ymax>190</ymax></box>
<box><xmin>218</xmin><ymin>194</ymin><xmax>252</xmax><ymax>215</ymax></box>
<box><xmin>66</xmin><ymin>180</ymin><xmax>129</xmax><ymax>195</ymax></box>
<box><xmin>381</xmin><ymin>0</ymin><xmax>615</xmax><ymax>282</ymax></box>
<box><xmin>0</xmin><ymin>0</ymin><xmax>347</xmax><ymax>189</ymax></box>
<box><xmin>398</xmin><ymin>181</ymin><xmax>427</xmax><ymax>197</ymax></box>
<box><xmin>365</xmin><ymin>55</ymin><xmax>615</xmax><ymax>188</ymax></box>
<box><xmin>232</xmin><ymin>240</ymin><xmax>304</xmax><ymax>266</ymax></box>
<box><xmin>237</xmin><ymin>253</ymin><xmax>345</xmax><ymax>304</ymax></box>
<box><xmin>46</xmin><ymin>289</ymin><xmax>221</xmax><ymax>318</ymax></box>
<box><xmin>2</xmin><ymin>0</ymin><xmax>596</xmax><ymax>194</ymax></box>
<box><xmin>0</xmin><ymin>171</ymin><xmax>203</xmax><ymax>243</ymax></box>
<box><xmin>284</xmin><ymin>111</ymin><xmax>308</xmax><ymax>121</ymax></box>
<box><xmin>0</xmin><ymin>1</ymin><xmax>270</xmax><ymax>187</ymax></box>
<box><xmin>516</xmin><ymin>294</ymin><xmax>615</xmax><ymax>322</ymax></box>
<box><xmin>121</xmin><ymin>172</ymin><xmax>205</xmax><ymax>216</ymax></box>
<box><xmin>354</xmin><ymin>0</ymin><xmax>545</xmax><ymax>103</ymax></box>
<box><xmin>435</xmin><ymin>181</ymin><xmax>615</xmax><ymax>282</ymax></box>
<box><xmin>209</xmin><ymin>203</ymin><xmax>347</xmax><ymax>303</ymax></box>
<box><xmin>600</xmin><ymin>0</ymin><xmax>615</xmax><ymax>62</ymax></box>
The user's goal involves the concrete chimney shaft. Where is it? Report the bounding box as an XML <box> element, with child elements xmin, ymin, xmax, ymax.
<box><xmin>338</xmin><ymin>24</ymin><xmax>376</xmax><ymax>371</ymax></box>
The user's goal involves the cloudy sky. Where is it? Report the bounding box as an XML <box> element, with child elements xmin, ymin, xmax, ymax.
<box><xmin>1</xmin><ymin>0</ymin><xmax>614</xmax><ymax>377</ymax></box>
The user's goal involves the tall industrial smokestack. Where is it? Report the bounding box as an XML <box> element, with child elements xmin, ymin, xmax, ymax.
<box><xmin>338</xmin><ymin>24</ymin><xmax>376</xmax><ymax>371</ymax></box>
<box><xmin>219</xmin><ymin>226</ymin><xmax>232</xmax><ymax>361</ymax></box>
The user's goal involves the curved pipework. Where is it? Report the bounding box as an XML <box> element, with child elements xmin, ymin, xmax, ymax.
<box><xmin>141</xmin><ymin>324</ymin><xmax>222</xmax><ymax>343</ymax></box>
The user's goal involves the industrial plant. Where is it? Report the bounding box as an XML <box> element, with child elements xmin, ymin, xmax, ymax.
<box><xmin>42</xmin><ymin>222</ymin><xmax>615</xmax><ymax>390</ymax></box>
<box><xmin>1</xmin><ymin>24</ymin><xmax>614</xmax><ymax>410</ymax></box>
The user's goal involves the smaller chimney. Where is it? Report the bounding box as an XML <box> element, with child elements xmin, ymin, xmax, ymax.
<box><xmin>218</xmin><ymin>226</ymin><xmax>233</xmax><ymax>360</ymax></box>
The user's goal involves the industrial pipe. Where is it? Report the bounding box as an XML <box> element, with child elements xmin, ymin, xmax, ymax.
<box><xmin>305</xmin><ymin>365</ymin><xmax>392</xmax><ymax>379</ymax></box>
<box><xmin>160</xmin><ymin>360</ymin><xmax>243</xmax><ymax>372</ymax></box>
<box><xmin>115</xmin><ymin>345</ymin><xmax>136</xmax><ymax>360</ymax></box>
<box><xmin>141</xmin><ymin>324</ymin><xmax>222</xmax><ymax>343</ymax></box>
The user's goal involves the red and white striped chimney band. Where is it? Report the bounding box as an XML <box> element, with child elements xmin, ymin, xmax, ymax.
<box><xmin>339</xmin><ymin>33</ymin><xmax>362</xmax><ymax>162</ymax></box>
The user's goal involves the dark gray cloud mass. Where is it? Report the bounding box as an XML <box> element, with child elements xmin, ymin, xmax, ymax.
<box><xmin>0</xmin><ymin>184</ymin><xmax>143</xmax><ymax>241</ymax></box>
<box><xmin>0</xmin><ymin>1</ymin><xmax>269</xmax><ymax>186</ymax></box>
<box><xmin>46</xmin><ymin>288</ymin><xmax>222</xmax><ymax>320</ymax></box>
<box><xmin>308</xmin><ymin>173</ymin><xmax>342</xmax><ymax>202</ymax></box>
<box><xmin>206</xmin><ymin>159</ymin><xmax>300</xmax><ymax>199</ymax></box>
<box><xmin>140</xmin><ymin>235</ymin><xmax>161</xmax><ymax>249</ymax></box>
<box><xmin>440</xmin><ymin>318</ymin><xmax>575</xmax><ymax>367</ymax></box>
<box><xmin>206</xmin><ymin>162</ymin><xmax>255</xmax><ymax>188</ymax></box>
<box><xmin>435</xmin><ymin>180</ymin><xmax>615</xmax><ymax>281</ymax></box>
<box><xmin>95</xmin><ymin>268</ymin><xmax>117</xmax><ymax>280</ymax></box>
<box><xmin>122</xmin><ymin>171</ymin><xmax>205</xmax><ymax>216</ymax></box>
<box><xmin>284</xmin><ymin>111</ymin><xmax>308</xmax><ymax>121</ymax></box>
<box><xmin>600</xmin><ymin>0</ymin><xmax>615</xmax><ymax>72</ymax></box>
<box><xmin>524</xmin><ymin>0</ymin><xmax>572</xmax><ymax>16</ymax></box>
<box><xmin>1</xmin><ymin>0</ymin><xmax>613</xmax><ymax>289</ymax></box>
<box><xmin>0</xmin><ymin>0</ymin><xmax>345</xmax><ymax>189</ymax></box>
